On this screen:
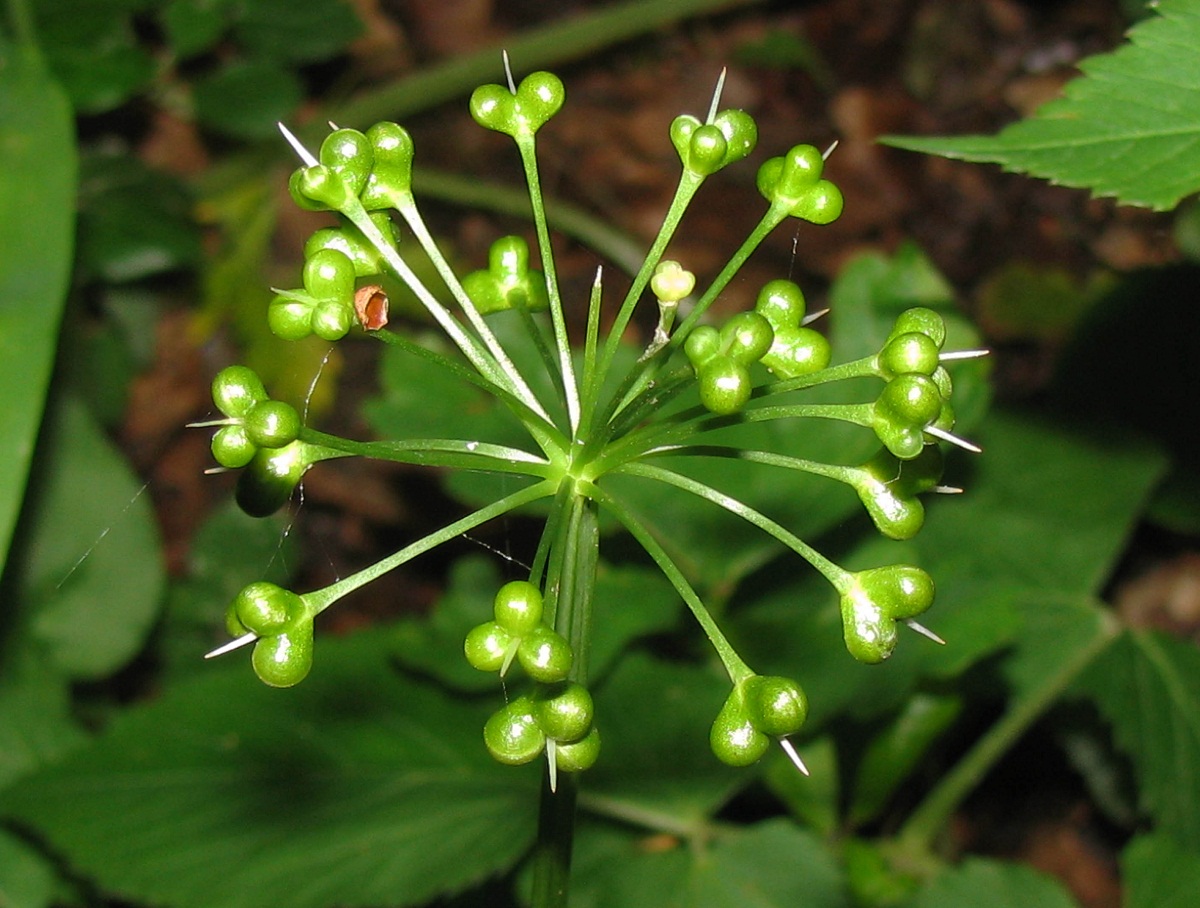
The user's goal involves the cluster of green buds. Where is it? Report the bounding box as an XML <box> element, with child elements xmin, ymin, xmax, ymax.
<box><xmin>201</xmin><ymin>62</ymin><xmax>984</xmax><ymax>785</ymax></box>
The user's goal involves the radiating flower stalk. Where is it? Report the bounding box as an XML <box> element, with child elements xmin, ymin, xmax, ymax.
<box><xmin>200</xmin><ymin>61</ymin><xmax>985</xmax><ymax>908</ymax></box>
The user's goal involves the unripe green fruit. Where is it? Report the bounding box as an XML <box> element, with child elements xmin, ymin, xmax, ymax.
<box><xmin>464</xmin><ymin>621</ymin><xmax>513</xmax><ymax>673</ymax></box>
<box><xmin>212</xmin><ymin>365</ymin><xmax>266</xmax><ymax>418</ymax></box>
<box><xmin>517</xmin><ymin>627</ymin><xmax>573</xmax><ymax>683</ymax></box>
<box><xmin>244</xmin><ymin>400</ymin><xmax>302</xmax><ymax>450</ymax></box>
<box><xmin>744</xmin><ymin>676</ymin><xmax>808</xmax><ymax>738</ymax></box>
<box><xmin>698</xmin><ymin>359</ymin><xmax>752</xmax><ymax>416</ymax></box>
<box><xmin>251</xmin><ymin>622</ymin><xmax>314</xmax><ymax>688</ymax></box>
<box><xmin>555</xmin><ymin>727</ymin><xmax>601</xmax><ymax>773</ymax></box>
<box><xmin>493</xmin><ymin>580</ymin><xmax>544</xmax><ymax>636</ymax></box>
<box><xmin>211</xmin><ymin>424</ymin><xmax>256</xmax><ymax>469</ymax></box>
<box><xmin>233</xmin><ymin>581</ymin><xmax>305</xmax><ymax>636</ymax></box>
<box><xmin>484</xmin><ymin>696</ymin><xmax>545</xmax><ymax>765</ymax></box>
<box><xmin>710</xmin><ymin>691</ymin><xmax>769</xmax><ymax>767</ymax></box>
<box><xmin>532</xmin><ymin>682</ymin><xmax>594</xmax><ymax>743</ymax></box>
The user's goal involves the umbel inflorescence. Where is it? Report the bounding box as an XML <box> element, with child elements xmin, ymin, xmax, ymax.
<box><xmin>201</xmin><ymin>65</ymin><xmax>983</xmax><ymax>785</ymax></box>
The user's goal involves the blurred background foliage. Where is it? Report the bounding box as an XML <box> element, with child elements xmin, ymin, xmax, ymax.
<box><xmin>0</xmin><ymin>0</ymin><xmax>1198</xmax><ymax>906</ymax></box>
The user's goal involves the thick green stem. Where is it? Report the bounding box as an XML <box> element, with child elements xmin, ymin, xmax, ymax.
<box><xmin>530</xmin><ymin>493</ymin><xmax>600</xmax><ymax>908</ymax></box>
<box><xmin>895</xmin><ymin>613</ymin><xmax>1120</xmax><ymax>855</ymax></box>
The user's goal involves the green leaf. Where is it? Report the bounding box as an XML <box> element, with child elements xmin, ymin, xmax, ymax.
<box><xmin>913</xmin><ymin>858</ymin><xmax>1077</xmax><ymax>908</ymax></box>
<box><xmin>570</xmin><ymin>819</ymin><xmax>849</xmax><ymax>908</ymax></box>
<box><xmin>161</xmin><ymin>0</ymin><xmax>235</xmax><ymax>59</ymax></box>
<box><xmin>1076</xmin><ymin>630</ymin><xmax>1200</xmax><ymax>843</ymax></box>
<box><xmin>9</xmin><ymin>395</ymin><xmax>165</xmax><ymax>679</ymax></box>
<box><xmin>35</xmin><ymin>0</ymin><xmax>155</xmax><ymax>113</ymax></box>
<box><xmin>161</xmin><ymin>501</ymin><xmax>298</xmax><ymax>678</ymax></box>
<box><xmin>848</xmin><ymin>692</ymin><xmax>962</xmax><ymax>827</ymax></box>
<box><xmin>232</xmin><ymin>0</ymin><xmax>363</xmax><ymax>63</ymax></box>
<box><xmin>0</xmin><ymin>630</ymin><xmax>538</xmax><ymax>908</ymax></box>
<box><xmin>192</xmin><ymin>59</ymin><xmax>304</xmax><ymax>139</ymax></box>
<box><xmin>0</xmin><ymin>829</ymin><xmax>58</xmax><ymax>908</ymax></box>
<box><xmin>76</xmin><ymin>152</ymin><xmax>203</xmax><ymax>283</ymax></box>
<box><xmin>1122</xmin><ymin>833</ymin><xmax>1200</xmax><ymax>908</ymax></box>
<box><xmin>0</xmin><ymin>659</ymin><xmax>85</xmax><ymax>790</ymax></box>
<box><xmin>583</xmin><ymin>653</ymin><xmax>742</xmax><ymax>823</ymax></box>
<box><xmin>0</xmin><ymin>47</ymin><xmax>76</xmax><ymax>579</ymax></box>
<box><xmin>882</xmin><ymin>0</ymin><xmax>1200</xmax><ymax>211</ymax></box>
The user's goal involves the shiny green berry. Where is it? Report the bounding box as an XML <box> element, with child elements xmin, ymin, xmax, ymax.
<box><xmin>232</xmin><ymin>581</ymin><xmax>306</xmax><ymax>636</ymax></box>
<box><xmin>517</xmin><ymin>626</ymin><xmax>572</xmax><ymax>683</ymax></box>
<box><xmin>243</xmin><ymin>400</ymin><xmax>301</xmax><ymax>450</ymax></box>
<box><xmin>493</xmin><ymin>580</ymin><xmax>544</xmax><ymax>635</ymax></box>
<box><xmin>210</xmin><ymin>424</ymin><xmax>257</xmax><ymax>469</ymax></box>
<box><xmin>484</xmin><ymin>696</ymin><xmax>546</xmax><ymax>765</ymax></box>
<box><xmin>212</xmin><ymin>365</ymin><xmax>267</xmax><ymax>418</ymax></box>
<box><xmin>710</xmin><ymin>691</ymin><xmax>769</xmax><ymax>767</ymax></box>
<box><xmin>235</xmin><ymin>441</ymin><xmax>310</xmax><ymax>518</ymax></box>
<box><xmin>698</xmin><ymin>358</ymin><xmax>752</xmax><ymax>416</ymax></box>
<box><xmin>744</xmin><ymin>676</ymin><xmax>808</xmax><ymax>738</ymax></box>
<box><xmin>554</xmin><ymin>727</ymin><xmax>601</xmax><ymax>773</ymax></box>
<box><xmin>251</xmin><ymin>622</ymin><xmax>314</xmax><ymax>688</ymax></box>
<box><xmin>532</xmin><ymin>681</ymin><xmax>594</xmax><ymax>743</ymax></box>
<box><xmin>464</xmin><ymin>621</ymin><xmax>513</xmax><ymax>673</ymax></box>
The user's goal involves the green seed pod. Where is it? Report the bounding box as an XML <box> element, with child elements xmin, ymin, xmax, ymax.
<box><xmin>244</xmin><ymin>400</ymin><xmax>302</xmax><ymax>450</ymax></box>
<box><xmin>532</xmin><ymin>681</ymin><xmax>594</xmax><ymax>743</ymax></box>
<box><xmin>710</xmin><ymin>688</ymin><xmax>770</xmax><ymax>767</ymax></box>
<box><xmin>517</xmin><ymin>626</ymin><xmax>573</xmax><ymax>683</ymax></box>
<box><xmin>212</xmin><ymin>365</ymin><xmax>267</xmax><ymax>418</ymax></box>
<box><xmin>554</xmin><ymin>727</ymin><xmax>601</xmax><ymax>773</ymax></box>
<box><xmin>463</xmin><ymin>621</ymin><xmax>513</xmax><ymax>673</ymax></box>
<box><xmin>493</xmin><ymin>580</ymin><xmax>544</xmax><ymax>636</ymax></box>
<box><xmin>484</xmin><ymin>696</ymin><xmax>545</xmax><ymax>765</ymax></box>
<box><xmin>235</xmin><ymin>441</ymin><xmax>310</xmax><ymax>518</ymax></box>
<box><xmin>251</xmin><ymin>621</ymin><xmax>314</xmax><ymax>688</ymax></box>
<box><xmin>744</xmin><ymin>675</ymin><xmax>808</xmax><ymax>738</ymax></box>
<box><xmin>233</xmin><ymin>581</ymin><xmax>305</xmax><ymax>637</ymax></box>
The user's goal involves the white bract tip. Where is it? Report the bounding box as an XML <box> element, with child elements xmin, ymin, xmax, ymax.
<box><xmin>203</xmin><ymin>466</ymin><xmax>230</xmax><ymax>476</ymax></box>
<box><xmin>205</xmin><ymin>632</ymin><xmax>258</xmax><ymax>659</ymax></box>
<box><xmin>933</xmin><ymin>485</ymin><xmax>964</xmax><ymax>495</ymax></box>
<box><xmin>546</xmin><ymin>739</ymin><xmax>559</xmax><ymax>793</ymax></box>
<box><xmin>502</xmin><ymin>50</ymin><xmax>516</xmax><ymax>94</ymax></box>
<box><xmin>925</xmin><ymin>425</ymin><xmax>982</xmax><ymax>454</ymax></box>
<box><xmin>801</xmin><ymin>308</ymin><xmax>830</xmax><ymax>326</ymax></box>
<box><xmin>822</xmin><ymin>140</ymin><xmax>839</xmax><ymax>160</ymax></box>
<box><xmin>939</xmin><ymin>349</ymin><xmax>990</xmax><ymax>362</ymax></box>
<box><xmin>278</xmin><ymin>122</ymin><xmax>319</xmax><ymax>167</ymax></box>
<box><xmin>905</xmin><ymin>620</ymin><xmax>946</xmax><ymax>646</ymax></box>
<box><xmin>779</xmin><ymin>737</ymin><xmax>810</xmax><ymax>776</ymax></box>
<box><xmin>707</xmin><ymin>68</ymin><xmax>727</xmax><ymax>123</ymax></box>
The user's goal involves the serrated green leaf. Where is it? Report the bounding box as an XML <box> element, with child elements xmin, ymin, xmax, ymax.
<box><xmin>1076</xmin><ymin>630</ymin><xmax>1200</xmax><ymax>843</ymax></box>
<box><xmin>570</xmin><ymin>819</ymin><xmax>848</xmax><ymax>908</ymax></box>
<box><xmin>12</xmin><ymin>395</ymin><xmax>165</xmax><ymax>679</ymax></box>
<box><xmin>0</xmin><ymin>630</ymin><xmax>538</xmax><ymax>908</ymax></box>
<box><xmin>0</xmin><ymin>47</ymin><xmax>75</xmax><ymax>580</ymax></box>
<box><xmin>913</xmin><ymin>858</ymin><xmax>1077</xmax><ymax>908</ymax></box>
<box><xmin>1122</xmin><ymin>833</ymin><xmax>1200</xmax><ymax>908</ymax></box>
<box><xmin>882</xmin><ymin>0</ymin><xmax>1200</xmax><ymax>210</ymax></box>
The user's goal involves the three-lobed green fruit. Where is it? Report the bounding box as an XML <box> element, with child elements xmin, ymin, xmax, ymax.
<box><xmin>711</xmin><ymin>675</ymin><xmax>808</xmax><ymax>767</ymax></box>
<box><xmin>839</xmin><ymin>565</ymin><xmax>936</xmax><ymax>663</ymax></box>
